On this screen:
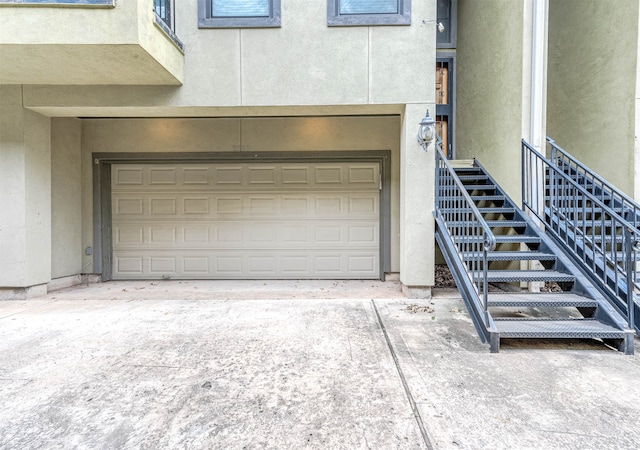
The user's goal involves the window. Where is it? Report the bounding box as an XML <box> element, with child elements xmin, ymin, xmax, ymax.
<box><xmin>154</xmin><ymin>0</ymin><xmax>174</xmax><ymax>31</ymax></box>
<box><xmin>436</xmin><ymin>0</ymin><xmax>457</xmax><ymax>48</ymax></box>
<box><xmin>198</xmin><ymin>0</ymin><xmax>281</xmax><ymax>28</ymax></box>
<box><xmin>328</xmin><ymin>0</ymin><xmax>411</xmax><ymax>26</ymax></box>
<box><xmin>436</xmin><ymin>58</ymin><xmax>455</xmax><ymax>158</ymax></box>
<box><xmin>0</xmin><ymin>0</ymin><xmax>113</xmax><ymax>5</ymax></box>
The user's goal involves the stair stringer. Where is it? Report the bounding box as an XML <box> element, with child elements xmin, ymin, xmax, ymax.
<box><xmin>434</xmin><ymin>213</ymin><xmax>500</xmax><ymax>352</ymax></box>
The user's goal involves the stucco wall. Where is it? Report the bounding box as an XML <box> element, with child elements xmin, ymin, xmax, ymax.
<box><xmin>0</xmin><ymin>1</ymin><xmax>183</xmax><ymax>85</ymax></box>
<box><xmin>23</xmin><ymin>0</ymin><xmax>434</xmax><ymax>112</ymax></box>
<box><xmin>456</xmin><ymin>0</ymin><xmax>526</xmax><ymax>200</ymax></box>
<box><xmin>0</xmin><ymin>86</ymin><xmax>51</xmax><ymax>287</ymax></box>
<box><xmin>0</xmin><ymin>2</ymin><xmax>136</xmax><ymax>45</ymax></box>
<box><xmin>80</xmin><ymin>116</ymin><xmax>402</xmax><ymax>274</ymax></box>
<box><xmin>547</xmin><ymin>0</ymin><xmax>639</xmax><ymax>197</ymax></box>
<box><xmin>51</xmin><ymin>118</ymin><xmax>83</xmax><ymax>279</ymax></box>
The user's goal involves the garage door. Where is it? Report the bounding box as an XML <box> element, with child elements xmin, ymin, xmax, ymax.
<box><xmin>111</xmin><ymin>161</ymin><xmax>380</xmax><ymax>279</ymax></box>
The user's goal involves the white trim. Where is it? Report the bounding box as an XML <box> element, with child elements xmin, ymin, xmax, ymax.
<box><xmin>530</xmin><ymin>0</ymin><xmax>548</xmax><ymax>152</ymax></box>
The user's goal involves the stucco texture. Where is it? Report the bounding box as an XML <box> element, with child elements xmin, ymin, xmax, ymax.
<box><xmin>456</xmin><ymin>0</ymin><xmax>525</xmax><ymax>200</ymax></box>
<box><xmin>0</xmin><ymin>87</ymin><xmax>51</xmax><ymax>287</ymax></box>
<box><xmin>547</xmin><ymin>0</ymin><xmax>640</xmax><ymax>197</ymax></box>
<box><xmin>22</xmin><ymin>0</ymin><xmax>433</xmax><ymax>112</ymax></box>
<box><xmin>51</xmin><ymin>118</ymin><xmax>83</xmax><ymax>279</ymax></box>
<box><xmin>0</xmin><ymin>1</ymin><xmax>183</xmax><ymax>84</ymax></box>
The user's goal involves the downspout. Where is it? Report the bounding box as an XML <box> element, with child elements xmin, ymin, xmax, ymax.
<box><xmin>635</xmin><ymin>4</ymin><xmax>640</xmax><ymax>200</ymax></box>
<box><xmin>530</xmin><ymin>0</ymin><xmax>548</xmax><ymax>153</ymax></box>
<box><xmin>528</xmin><ymin>0</ymin><xmax>548</xmax><ymax>210</ymax></box>
<box><xmin>526</xmin><ymin>0</ymin><xmax>548</xmax><ymax>291</ymax></box>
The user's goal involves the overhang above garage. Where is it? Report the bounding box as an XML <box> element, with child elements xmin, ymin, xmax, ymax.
<box><xmin>0</xmin><ymin>1</ymin><xmax>184</xmax><ymax>85</ymax></box>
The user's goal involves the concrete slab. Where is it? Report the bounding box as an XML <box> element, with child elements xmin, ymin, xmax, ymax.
<box><xmin>1</xmin><ymin>281</ymin><xmax>639</xmax><ymax>449</ymax></box>
<box><xmin>0</xmin><ymin>282</ymin><xmax>425</xmax><ymax>449</ymax></box>
<box><xmin>379</xmin><ymin>294</ymin><xmax>640</xmax><ymax>449</ymax></box>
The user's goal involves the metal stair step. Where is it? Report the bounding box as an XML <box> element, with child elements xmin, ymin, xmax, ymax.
<box><xmin>547</xmin><ymin>195</ymin><xmax>613</xmax><ymax>203</ymax></box>
<box><xmin>448</xmin><ymin>220</ymin><xmax>527</xmax><ymax>228</ymax></box>
<box><xmin>462</xmin><ymin>251</ymin><xmax>555</xmax><ymax>261</ymax></box>
<box><xmin>493</xmin><ymin>319</ymin><xmax>627</xmax><ymax>339</ymax></box>
<box><xmin>479</xmin><ymin>270</ymin><xmax>575</xmax><ymax>283</ymax></box>
<box><xmin>487</xmin><ymin>293</ymin><xmax>598</xmax><ymax>308</ymax></box>
<box><xmin>456</xmin><ymin>175</ymin><xmax>489</xmax><ymax>181</ymax></box>
<box><xmin>478</xmin><ymin>207</ymin><xmax>515</xmax><ymax>214</ymax></box>
<box><xmin>440</xmin><ymin>195</ymin><xmax>505</xmax><ymax>202</ymax></box>
<box><xmin>485</xmin><ymin>220</ymin><xmax>528</xmax><ymax>228</ymax></box>
<box><xmin>469</xmin><ymin>195</ymin><xmax>506</xmax><ymax>202</ymax></box>
<box><xmin>612</xmin><ymin>253</ymin><xmax>640</xmax><ymax>261</ymax></box>
<box><xmin>463</xmin><ymin>185</ymin><xmax>497</xmax><ymax>191</ymax></box>
<box><xmin>547</xmin><ymin>207</ymin><xmax>607</xmax><ymax>215</ymax></box>
<box><xmin>456</xmin><ymin>235</ymin><xmax>540</xmax><ymax>245</ymax></box>
<box><xmin>574</xmin><ymin>220</ymin><xmax>615</xmax><ymax>227</ymax></box>
<box><xmin>576</xmin><ymin>234</ymin><xmax>624</xmax><ymax>244</ymax></box>
<box><xmin>440</xmin><ymin>207</ymin><xmax>516</xmax><ymax>215</ymax></box>
<box><xmin>453</xmin><ymin>167</ymin><xmax>483</xmax><ymax>172</ymax></box>
<box><xmin>494</xmin><ymin>235</ymin><xmax>541</xmax><ymax>244</ymax></box>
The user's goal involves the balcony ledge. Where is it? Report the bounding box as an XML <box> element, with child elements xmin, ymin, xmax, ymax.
<box><xmin>0</xmin><ymin>0</ymin><xmax>184</xmax><ymax>85</ymax></box>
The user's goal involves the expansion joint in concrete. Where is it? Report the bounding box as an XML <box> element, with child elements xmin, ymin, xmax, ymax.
<box><xmin>371</xmin><ymin>299</ymin><xmax>433</xmax><ymax>450</ymax></box>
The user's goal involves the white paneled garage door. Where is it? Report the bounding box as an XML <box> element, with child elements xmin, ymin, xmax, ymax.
<box><xmin>111</xmin><ymin>161</ymin><xmax>380</xmax><ymax>279</ymax></box>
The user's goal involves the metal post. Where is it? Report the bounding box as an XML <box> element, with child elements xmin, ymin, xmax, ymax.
<box><xmin>625</xmin><ymin>227</ymin><xmax>635</xmax><ymax>330</ymax></box>
<box><xmin>483</xmin><ymin>244</ymin><xmax>489</xmax><ymax>323</ymax></box>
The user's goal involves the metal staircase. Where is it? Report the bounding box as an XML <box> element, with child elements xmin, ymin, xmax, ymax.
<box><xmin>522</xmin><ymin>138</ymin><xmax>640</xmax><ymax>336</ymax></box>
<box><xmin>434</xmin><ymin>142</ymin><xmax>634</xmax><ymax>353</ymax></box>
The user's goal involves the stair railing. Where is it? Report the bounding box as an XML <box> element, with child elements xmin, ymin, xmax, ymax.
<box><xmin>435</xmin><ymin>139</ymin><xmax>497</xmax><ymax>327</ymax></box>
<box><xmin>522</xmin><ymin>139</ymin><xmax>638</xmax><ymax>332</ymax></box>
<box><xmin>548</xmin><ymin>137</ymin><xmax>640</xmax><ymax>230</ymax></box>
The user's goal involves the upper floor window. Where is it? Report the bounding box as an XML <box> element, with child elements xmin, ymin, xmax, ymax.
<box><xmin>198</xmin><ymin>0</ymin><xmax>281</xmax><ymax>28</ymax></box>
<box><xmin>154</xmin><ymin>0</ymin><xmax>174</xmax><ymax>31</ymax></box>
<box><xmin>328</xmin><ymin>0</ymin><xmax>411</xmax><ymax>26</ymax></box>
<box><xmin>436</xmin><ymin>0</ymin><xmax>456</xmax><ymax>48</ymax></box>
<box><xmin>0</xmin><ymin>0</ymin><xmax>113</xmax><ymax>4</ymax></box>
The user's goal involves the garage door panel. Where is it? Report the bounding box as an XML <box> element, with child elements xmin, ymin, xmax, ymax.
<box><xmin>113</xmin><ymin>249</ymin><xmax>379</xmax><ymax>280</ymax></box>
<box><xmin>183</xmin><ymin>168</ymin><xmax>209</xmax><ymax>185</ymax></box>
<box><xmin>282</xmin><ymin>167</ymin><xmax>309</xmax><ymax>184</ymax></box>
<box><xmin>349</xmin><ymin>166</ymin><xmax>377</xmax><ymax>183</ymax></box>
<box><xmin>115</xmin><ymin>198</ymin><xmax>144</xmax><ymax>215</ymax></box>
<box><xmin>114</xmin><ymin>167</ymin><xmax>143</xmax><ymax>185</ymax></box>
<box><xmin>113</xmin><ymin>221</ymin><xmax>378</xmax><ymax>249</ymax></box>
<box><xmin>348</xmin><ymin>255</ymin><xmax>376</xmax><ymax>273</ymax></box>
<box><xmin>112</xmin><ymin>192</ymin><xmax>378</xmax><ymax>220</ymax></box>
<box><xmin>149</xmin><ymin>168</ymin><xmax>177</xmax><ymax>185</ymax></box>
<box><xmin>184</xmin><ymin>257</ymin><xmax>210</xmax><ymax>274</ymax></box>
<box><xmin>248</xmin><ymin>167</ymin><xmax>277</xmax><ymax>185</ymax></box>
<box><xmin>112</xmin><ymin>162</ymin><xmax>380</xmax><ymax>192</ymax></box>
<box><xmin>184</xmin><ymin>198</ymin><xmax>210</xmax><ymax>214</ymax></box>
<box><xmin>112</xmin><ymin>162</ymin><xmax>380</xmax><ymax>279</ymax></box>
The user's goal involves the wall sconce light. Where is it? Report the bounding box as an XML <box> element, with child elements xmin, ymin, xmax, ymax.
<box><xmin>417</xmin><ymin>110</ymin><xmax>436</xmax><ymax>151</ymax></box>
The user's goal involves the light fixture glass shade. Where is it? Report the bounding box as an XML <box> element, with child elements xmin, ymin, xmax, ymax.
<box><xmin>417</xmin><ymin>110</ymin><xmax>436</xmax><ymax>150</ymax></box>
<box><xmin>419</xmin><ymin>124</ymin><xmax>436</xmax><ymax>143</ymax></box>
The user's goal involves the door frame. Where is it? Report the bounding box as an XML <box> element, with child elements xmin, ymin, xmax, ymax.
<box><xmin>436</xmin><ymin>53</ymin><xmax>456</xmax><ymax>159</ymax></box>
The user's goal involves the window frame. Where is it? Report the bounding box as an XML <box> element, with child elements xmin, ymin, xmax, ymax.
<box><xmin>436</xmin><ymin>55</ymin><xmax>456</xmax><ymax>159</ymax></box>
<box><xmin>327</xmin><ymin>0</ymin><xmax>411</xmax><ymax>27</ymax></box>
<box><xmin>198</xmin><ymin>0</ymin><xmax>281</xmax><ymax>29</ymax></box>
<box><xmin>436</xmin><ymin>0</ymin><xmax>457</xmax><ymax>49</ymax></box>
<box><xmin>0</xmin><ymin>0</ymin><xmax>114</xmax><ymax>5</ymax></box>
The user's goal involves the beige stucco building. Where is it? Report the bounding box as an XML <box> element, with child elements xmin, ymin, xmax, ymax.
<box><xmin>1</xmin><ymin>0</ymin><xmax>639</xmax><ymax>299</ymax></box>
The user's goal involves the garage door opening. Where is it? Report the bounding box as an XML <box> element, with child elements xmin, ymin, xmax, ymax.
<box><xmin>93</xmin><ymin>152</ymin><xmax>391</xmax><ymax>281</ymax></box>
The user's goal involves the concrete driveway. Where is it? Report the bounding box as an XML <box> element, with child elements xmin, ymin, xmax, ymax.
<box><xmin>1</xmin><ymin>280</ymin><xmax>640</xmax><ymax>449</ymax></box>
